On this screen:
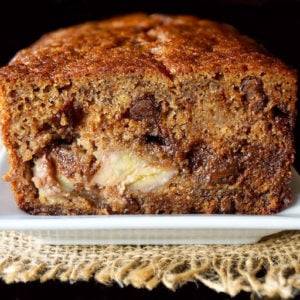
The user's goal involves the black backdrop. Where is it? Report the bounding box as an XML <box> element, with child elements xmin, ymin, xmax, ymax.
<box><xmin>0</xmin><ymin>1</ymin><xmax>299</xmax><ymax>299</ymax></box>
<box><xmin>0</xmin><ymin>0</ymin><xmax>299</xmax><ymax>67</ymax></box>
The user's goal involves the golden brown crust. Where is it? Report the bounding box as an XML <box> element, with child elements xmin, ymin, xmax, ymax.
<box><xmin>0</xmin><ymin>13</ymin><xmax>295</xmax><ymax>82</ymax></box>
<box><xmin>0</xmin><ymin>14</ymin><xmax>297</xmax><ymax>215</ymax></box>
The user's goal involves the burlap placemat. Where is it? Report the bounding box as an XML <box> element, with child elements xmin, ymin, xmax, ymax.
<box><xmin>0</xmin><ymin>231</ymin><xmax>299</xmax><ymax>298</ymax></box>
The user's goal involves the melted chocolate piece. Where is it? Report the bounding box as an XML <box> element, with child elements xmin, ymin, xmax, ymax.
<box><xmin>240</xmin><ymin>76</ymin><xmax>268</xmax><ymax>111</ymax></box>
<box><xmin>129</xmin><ymin>94</ymin><xmax>160</xmax><ymax>125</ymax></box>
<box><xmin>187</xmin><ymin>143</ymin><xmax>239</xmax><ymax>185</ymax></box>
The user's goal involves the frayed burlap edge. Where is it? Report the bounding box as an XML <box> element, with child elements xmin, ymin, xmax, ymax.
<box><xmin>0</xmin><ymin>231</ymin><xmax>299</xmax><ymax>298</ymax></box>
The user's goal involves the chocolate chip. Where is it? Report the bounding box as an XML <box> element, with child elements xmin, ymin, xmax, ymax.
<box><xmin>144</xmin><ymin>134</ymin><xmax>165</xmax><ymax>145</ymax></box>
<box><xmin>187</xmin><ymin>143</ymin><xmax>238</xmax><ymax>185</ymax></box>
<box><xmin>129</xmin><ymin>94</ymin><xmax>160</xmax><ymax>125</ymax></box>
<box><xmin>64</xmin><ymin>101</ymin><xmax>83</xmax><ymax>128</ymax></box>
<box><xmin>240</xmin><ymin>76</ymin><xmax>267</xmax><ymax>111</ymax></box>
<box><xmin>187</xmin><ymin>143</ymin><xmax>211</xmax><ymax>172</ymax></box>
<box><xmin>52</xmin><ymin>145</ymin><xmax>77</xmax><ymax>177</ymax></box>
<box><xmin>207</xmin><ymin>160</ymin><xmax>239</xmax><ymax>185</ymax></box>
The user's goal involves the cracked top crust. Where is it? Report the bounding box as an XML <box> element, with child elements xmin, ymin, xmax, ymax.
<box><xmin>0</xmin><ymin>13</ymin><xmax>294</xmax><ymax>83</ymax></box>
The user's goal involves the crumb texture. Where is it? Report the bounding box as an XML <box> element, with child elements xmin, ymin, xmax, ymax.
<box><xmin>0</xmin><ymin>13</ymin><xmax>297</xmax><ymax>215</ymax></box>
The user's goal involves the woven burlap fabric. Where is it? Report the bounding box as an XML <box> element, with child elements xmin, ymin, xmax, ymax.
<box><xmin>0</xmin><ymin>231</ymin><xmax>299</xmax><ymax>298</ymax></box>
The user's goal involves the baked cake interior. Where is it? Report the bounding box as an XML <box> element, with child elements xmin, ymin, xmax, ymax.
<box><xmin>0</xmin><ymin>14</ymin><xmax>296</xmax><ymax>215</ymax></box>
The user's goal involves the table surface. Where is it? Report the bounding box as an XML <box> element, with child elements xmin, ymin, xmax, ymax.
<box><xmin>0</xmin><ymin>0</ymin><xmax>299</xmax><ymax>299</ymax></box>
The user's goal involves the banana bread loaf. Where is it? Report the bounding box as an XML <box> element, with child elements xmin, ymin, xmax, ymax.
<box><xmin>0</xmin><ymin>13</ymin><xmax>297</xmax><ymax>215</ymax></box>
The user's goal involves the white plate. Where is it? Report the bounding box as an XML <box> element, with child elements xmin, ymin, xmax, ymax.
<box><xmin>0</xmin><ymin>148</ymin><xmax>300</xmax><ymax>245</ymax></box>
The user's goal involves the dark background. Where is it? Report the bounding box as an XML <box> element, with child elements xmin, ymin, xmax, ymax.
<box><xmin>0</xmin><ymin>0</ymin><xmax>299</xmax><ymax>299</ymax></box>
